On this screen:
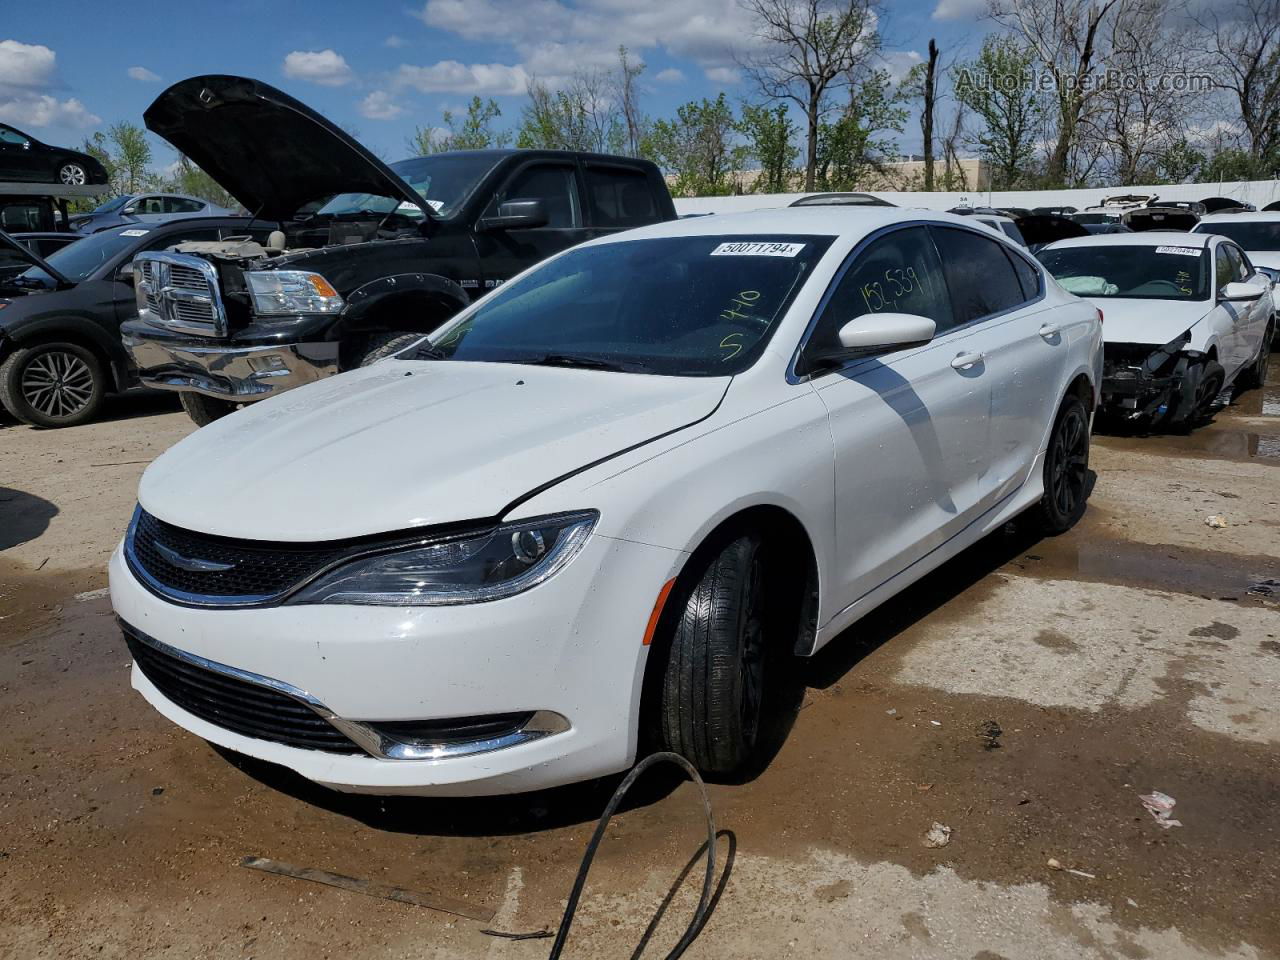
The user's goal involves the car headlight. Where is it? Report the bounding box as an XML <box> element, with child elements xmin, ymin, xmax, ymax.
<box><xmin>287</xmin><ymin>511</ymin><xmax>598</xmax><ymax>606</ymax></box>
<box><xmin>245</xmin><ymin>270</ymin><xmax>343</xmax><ymax>316</ymax></box>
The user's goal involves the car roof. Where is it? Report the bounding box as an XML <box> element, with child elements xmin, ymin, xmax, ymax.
<box><xmin>9</xmin><ymin>231</ymin><xmax>77</xmax><ymax>239</ymax></box>
<box><xmin>1044</xmin><ymin>231</ymin><xmax>1217</xmax><ymax>251</ymax></box>
<box><xmin>1197</xmin><ymin>211</ymin><xmax>1280</xmax><ymax>224</ymax></box>
<box><xmin>583</xmin><ymin>206</ymin><xmax>986</xmax><ymax>244</ymax></box>
<box><xmin>95</xmin><ymin>216</ymin><xmax>250</xmax><ymax>234</ymax></box>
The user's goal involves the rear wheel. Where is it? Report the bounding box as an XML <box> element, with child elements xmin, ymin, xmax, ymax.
<box><xmin>1030</xmin><ymin>393</ymin><xmax>1090</xmax><ymax>535</ymax></box>
<box><xmin>0</xmin><ymin>341</ymin><xmax>105</xmax><ymax>428</ymax></box>
<box><xmin>180</xmin><ymin>391</ymin><xmax>240</xmax><ymax>427</ymax></box>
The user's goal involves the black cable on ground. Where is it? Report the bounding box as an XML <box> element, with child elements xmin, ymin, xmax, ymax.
<box><xmin>546</xmin><ymin>752</ymin><xmax>723</xmax><ymax>960</ymax></box>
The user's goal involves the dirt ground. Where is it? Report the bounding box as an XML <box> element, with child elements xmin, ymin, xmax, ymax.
<box><xmin>2</xmin><ymin>373</ymin><xmax>1279</xmax><ymax>960</ymax></box>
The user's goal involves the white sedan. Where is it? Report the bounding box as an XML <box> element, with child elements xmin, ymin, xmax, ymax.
<box><xmin>110</xmin><ymin>208</ymin><xmax>1101</xmax><ymax>796</ymax></box>
<box><xmin>1040</xmin><ymin>232</ymin><xmax>1274</xmax><ymax>428</ymax></box>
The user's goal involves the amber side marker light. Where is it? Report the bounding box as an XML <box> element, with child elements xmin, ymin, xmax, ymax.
<box><xmin>308</xmin><ymin>274</ymin><xmax>340</xmax><ymax>299</ymax></box>
<box><xmin>642</xmin><ymin>578</ymin><xmax>677</xmax><ymax>646</ymax></box>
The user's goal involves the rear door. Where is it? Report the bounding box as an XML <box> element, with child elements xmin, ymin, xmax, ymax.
<box><xmin>472</xmin><ymin>160</ymin><xmax>590</xmax><ymax>293</ymax></box>
<box><xmin>801</xmin><ymin>224</ymin><xmax>994</xmax><ymax>612</ymax></box>
<box><xmin>1223</xmin><ymin>242</ymin><xmax>1265</xmax><ymax>370</ymax></box>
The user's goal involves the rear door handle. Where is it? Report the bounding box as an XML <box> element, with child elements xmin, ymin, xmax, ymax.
<box><xmin>950</xmin><ymin>351</ymin><xmax>985</xmax><ymax>370</ymax></box>
<box><xmin>1038</xmin><ymin>322</ymin><xmax>1061</xmax><ymax>339</ymax></box>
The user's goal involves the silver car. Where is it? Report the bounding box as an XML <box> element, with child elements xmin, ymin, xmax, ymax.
<box><xmin>69</xmin><ymin>193</ymin><xmax>235</xmax><ymax>233</ymax></box>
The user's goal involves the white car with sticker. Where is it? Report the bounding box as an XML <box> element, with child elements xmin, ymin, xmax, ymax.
<box><xmin>1040</xmin><ymin>231</ymin><xmax>1274</xmax><ymax>428</ymax></box>
<box><xmin>110</xmin><ymin>208</ymin><xmax>1102</xmax><ymax>795</ymax></box>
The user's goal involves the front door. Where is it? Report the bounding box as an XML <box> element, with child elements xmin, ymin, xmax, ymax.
<box><xmin>801</xmin><ymin>225</ymin><xmax>995</xmax><ymax>614</ymax></box>
<box><xmin>472</xmin><ymin>161</ymin><xmax>591</xmax><ymax>294</ymax></box>
<box><xmin>0</xmin><ymin>125</ymin><xmax>39</xmax><ymax>181</ymax></box>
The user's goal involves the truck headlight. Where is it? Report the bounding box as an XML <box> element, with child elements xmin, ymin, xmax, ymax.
<box><xmin>246</xmin><ymin>270</ymin><xmax>343</xmax><ymax>316</ymax></box>
<box><xmin>287</xmin><ymin>511</ymin><xmax>597</xmax><ymax>606</ymax></box>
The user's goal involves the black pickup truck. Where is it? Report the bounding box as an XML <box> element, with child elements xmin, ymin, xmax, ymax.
<box><xmin>122</xmin><ymin>75</ymin><xmax>677</xmax><ymax>425</ymax></box>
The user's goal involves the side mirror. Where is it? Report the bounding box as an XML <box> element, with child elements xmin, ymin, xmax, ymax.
<box><xmin>479</xmin><ymin>198</ymin><xmax>548</xmax><ymax>232</ymax></box>
<box><xmin>122</xmin><ymin>205</ymin><xmax>138</xmax><ymax>215</ymax></box>
<box><xmin>837</xmin><ymin>312</ymin><xmax>936</xmax><ymax>351</ymax></box>
<box><xmin>1221</xmin><ymin>280</ymin><xmax>1263</xmax><ymax>301</ymax></box>
<box><xmin>114</xmin><ymin>264</ymin><xmax>135</xmax><ymax>284</ymax></box>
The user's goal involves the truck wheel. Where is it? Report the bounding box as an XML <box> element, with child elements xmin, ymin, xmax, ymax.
<box><xmin>180</xmin><ymin>392</ymin><xmax>239</xmax><ymax>427</ymax></box>
<box><xmin>1236</xmin><ymin>323</ymin><xmax>1273</xmax><ymax>391</ymax></box>
<box><xmin>356</xmin><ymin>332</ymin><xmax>426</xmax><ymax>367</ymax></box>
<box><xmin>1029</xmin><ymin>393</ymin><xmax>1090</xmax><ymax>535</ymax></box>
<box><xmin>656</xmin><ymin>532</ymin><xmax>781</xmax><ymax>778</ymax></box>
<box><xmin>0</xmin><ymin>341</ymin><xmax>105</xmax><ymax>428</ymax></box>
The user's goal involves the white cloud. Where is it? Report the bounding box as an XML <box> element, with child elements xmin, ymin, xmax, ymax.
<box><xmin>127</xmin><ymin>65</ymin><xmax>161</xmax><ymax>82</ymax></box>
<box><xmin>654</xmin><ymin>67</ymin><xmax>685</xmax><ymax>84</ymax></box>
<box><xmin>0</xmin><ymin>94</ymin><xmax>99</xmax><ymax>128</ymax></box>
<box><xmin>282</xmin><ymin>49</ymin><xmax>354</xmax><ymax>86</ymax></box>
<box><xmin>932</xmin><ymin>0</ymin><xmax>987</xmax><ymax>20</ymax></box>
<box><xmin>384</xmin><ymin>34</ymin><xmax>407</xmax><ymax>48</ymax></box>
<box><xmin>0</xmin><ymin>39</ymin><xmax>57</xmax><ymax>92</ymax></box>
<box><xmin>704</xmin><ymin>65</ymin><xmax>739</xmax><ymax>85</ymax></box>
<box><xmin>393</xmin><ymin>60</ymin><xmax>529</xmax><ymax>95</ymax></box>
<box><xmin>879</xmin><ymin>50</ymin><xmax>923</xmax><ymax>83</ymax></box>
<box><xmin>359</xmin><ymin>90</ymin><xmax>404</xmax><ymax>120</ymax></box>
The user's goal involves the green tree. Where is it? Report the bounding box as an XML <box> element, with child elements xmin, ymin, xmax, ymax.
<box><xmin>644</xmin><ymin>94</ymin><xmax>749</xmax><ymax>197</ymax></box>
<box><xmin>517</xmin><ymin>75</ymin><xmax>624</xmax><ymax>153</ymax></box>
<box><xmin>410</xmin><ymin>97</ymin><xmax>511</xmax><ymax>154</ymax></box>
<box><xmin>954</xmin><ymin>35</ymin><xmax>1043</xmax><ymax>190</ymax></box>
<box><xmin>1152</xmin><ymin>138</ymin><xmax>1204</xmax><ymax>184</ymax></box>
<box><xmin>813</xmin><ymin>70</ymin><xmax>905</xmax><ymax>191</ymax></box>
<box><xmin>166</xmin><ymin>156</ymin><xmax>237</xmax><ymax>209</ymax></box>
<box><xmin>737</xmin><ymin>103</ymin><xmax>798</xmax><ymax>193</ymax></box>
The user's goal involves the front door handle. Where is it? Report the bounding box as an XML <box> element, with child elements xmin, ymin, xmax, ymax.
<box><xmin>951</xmin><ymin>351</ymin><xmax>985</xmax><ymax>370</ymax></box>
<box><xmin>1038</xmin><ymin>322</ymin><xmax>1061</xmax><ymax>339</ymax></box>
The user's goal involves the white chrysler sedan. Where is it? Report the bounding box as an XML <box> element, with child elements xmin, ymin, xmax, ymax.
<box><xmin>1039</xmin><ymin>232</ymin><xmax>1274</xmax><ymax>428</ymax></box>
<box><xmin>110</xmin><ymin>209</ymin><xmax>1102</xmax><ymax>796</ymax></box>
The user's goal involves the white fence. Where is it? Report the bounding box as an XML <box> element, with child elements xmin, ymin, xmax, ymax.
<box><xmin>673</xmin><ymin>178</ymin><xmax>1280</xmax><ymax>216</ymax></box>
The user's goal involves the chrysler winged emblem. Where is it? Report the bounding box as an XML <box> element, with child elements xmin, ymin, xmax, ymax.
<box><xmin>154</xmin><ymin>541</ymin><xmax>236</xmax><ymax>573</ymax></box>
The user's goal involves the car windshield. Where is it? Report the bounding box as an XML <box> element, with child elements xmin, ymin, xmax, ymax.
<box><xmin>1194</xmin><ymin>221</ymin><xmax>1280</xmax><ymax>251</ymax></box>
<box><xmin>425</xmin><ymin>234</ymin><xmax>835</xmax><ymax>376</ymax></box>
<box><xmin>1072</xmin><ymin>213</ymin><xmax>1116</xmax><ymax>225</ymax></box>
<box><xmin>17</xmin><ymin>226</ymin><xmax>141</xmax><ymax>284</ymax></box>
<box><xmin>315</xmin><ymin>154</ymin><xmax>499</xmax><ymax>220</ymax></box>
<box><xmin>88</xmin><ymin>195</ymin><xmax>132</xmax><ymax>215</ymax></box>
<box><xmin>1040</xmin><ymin>244</ymin><xmax>1209</xmax><ymax>300</ymax></box>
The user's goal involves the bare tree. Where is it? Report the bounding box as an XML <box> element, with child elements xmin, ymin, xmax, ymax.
<box><xmin>990</xmin><ymin>0</ymin><xmax>1127</xmax><ymax>186</ymax></box>
<box><xmin>615</xmin><ymin>46</ymin><xmax>647</xmax><ymax>157</ymax></box>
<box><xmin>922</xmin><ymin>40</ymin><xmax>940</xmax><ymax>190</ymax></box>
<box><xmin>740</xmin><ymin>0</ymin><xmax>883</xmax><ymax>191</ymax></box>
<box><xmin>1193</xmin><ymin>0</ymin><xmax>1280</xmax><ymax>168</ymax></box>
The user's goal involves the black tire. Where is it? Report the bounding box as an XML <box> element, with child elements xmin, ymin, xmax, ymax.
<box><xmin>0</xmin><ymin>341</ymin><xmax>105</xmax><ymax>428</ymax></box>
<box><xmin>656</xmin><ymin>533</ymin><xmax>781</xmax><ymax>778</ymax></box>
<box><xmin>180</xmin><ymin>391</ymin><xmax>240</xmax><ymax>427</ymax></box>
<box><xmin>58</xmin><ymin>162</ymin><xmax>87</xmax><ymax>185</ymax></box>
<box><xmin>1030</xmin><ymin>393</ymin><xmax>1091</xmax><ymax>535</ymax></box>
<box><xmin>1236</xmin><ymin>322</ymin><xmax>1273</xmax><ymax>391</ymax></box>
<box><xmin>356</xmin><ymin>332</ymin><xmax>425</xmax><ymax>367</ymax></box>
<box><xmin>1175</xmin><ymin>359</ymin><xmax>1225</xmax><ymax>432</ymax></box>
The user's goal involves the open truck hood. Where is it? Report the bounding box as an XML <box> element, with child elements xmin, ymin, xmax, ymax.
<box><xmin>139</xmin><ymin>360</ymin><xmax>730</xmax><ymax>541</ymax></box>
<box><xmin>143</xmin><ymin>75</ymin><xmax>428</xmax><ymax>221</ymax></box>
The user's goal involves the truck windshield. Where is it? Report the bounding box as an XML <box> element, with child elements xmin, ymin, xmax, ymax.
<box><xmin>426</xmin><ymin>234</ymin><xmax>835</xmax><ymax>376</ymax></box>
<box><xmin>1193</xmin><ymin>221</ymin><xmax>1280</xmax><ymax>251</ymax></box>
<box><xmin>1040</xmin><ymin>244</ymin><xmax>1209</xmax><ymax>300</ymax></box>
<box><xmin>315</xmin><ymin>154</ymin><xmax>498</xmax><ymax>220</ymax></box>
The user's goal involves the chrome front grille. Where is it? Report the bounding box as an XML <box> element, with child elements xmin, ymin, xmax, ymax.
<box><xmin>133</xmin><ymin>252</ymin><xmax>228</xmax><ymax>337</ymax></box>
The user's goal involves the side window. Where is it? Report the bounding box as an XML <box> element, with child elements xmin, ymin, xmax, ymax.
<box><xmin>1214</xmin><ymin>245</ymin><xmax>1233</xmax><ymax>292</ymax></box>
<box><xmin>0</xmin><ymin>126</ymin><xmax>29</xmax><ymax>146</ymax></box>
<box><xmin>584</xmin><ymin>166</ymin><xmax>657</xmax><ymax>227</ymax></box>
<box><xmin>805</xmin><ymin>226</ymin><xmax>954</xmax><ymax>359</ymax></box>
<box><xmin>164</xmin><ymin>197</ymin><xmax>204</xmax><ymax>214</ymax></box>
<box><xmin>1224</xmin><ymin>244</ymin><xmax>1250</xmax><ymax>281</ymax></box>
<box><xmin>1006</xmin><ymin>248</ymin><xmax>1041</xmax><ymax>300</ymax></box>
<box><xmin>930</xmin><ymin>226</ymin><xmax>1026</xmax><ymax>325</ymax></box>
<box><xmin>137</xmin><ymin>196</ymin><xmax>165</xmax><ymax>215</ymax></box>
<box><xmin>487</xmin><ymin>164</ymin><xmax>579</xmax><ymax>228</ymax></box>
<box><xmin>1001</xmin><ymin>221</ymin><xmax>1026</xmax><ymax>246</ymax></box>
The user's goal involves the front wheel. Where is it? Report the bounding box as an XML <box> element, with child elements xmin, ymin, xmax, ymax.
<box><xmin>58</xmin><ymin>162</ymin><xmax>87</xmax><ymax>185</ymax></box>
<box><xmin>1030</xmin><ymin>393</ymin><xmax>1091</xmax><ymax>535</ymax></box>
<box><xmin>355</xmin><ymin>332</ymin><xmax>427</xmax><ymax>367</ymax></box>
<box><xmin>0</xmin><ymin>341</ymin><xmax>105</xmax><ymax>428</ymax></box>
<box><xmin>180</xmin><ymin>391</ymin><xmax>240</xmax><ymax>427</ymax></box>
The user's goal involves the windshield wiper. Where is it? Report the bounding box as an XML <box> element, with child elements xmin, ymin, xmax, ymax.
<box><xmin>517</xmin><ymin>353</ymin><xmax>641</xmax><ymax>373</ymax></box>
<box><xmin>412</xmin><ymin>343</ymin><xmax>448</xmax><ymax>360</ymax></box>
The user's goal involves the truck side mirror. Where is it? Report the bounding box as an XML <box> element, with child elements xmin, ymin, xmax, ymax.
<box><xmin>479</xmin><ymin>198</ymin><xmax>548</xmax><ymax>232</ymax></box>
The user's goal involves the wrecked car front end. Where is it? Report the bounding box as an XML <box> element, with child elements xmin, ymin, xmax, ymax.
<box><xmin>1101</xmin><ymin>332</ymin><xmax>1207</xmax><ymax>423</ymax></box>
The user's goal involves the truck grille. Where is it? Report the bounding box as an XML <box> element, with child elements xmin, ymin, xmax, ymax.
<box><xmin>134</xmin><ymin>252</ymin><xmax>227</xmax><ymax>337</ymax></box>
<box><xmin>126</xmin><ymin>507</ymin><xmax>353</xmax><ymax>604</ymax></box>
<box><xmin>123</xmin><ymin>624</ymin><xmax>363</xmax><ymax>753</ymax></box>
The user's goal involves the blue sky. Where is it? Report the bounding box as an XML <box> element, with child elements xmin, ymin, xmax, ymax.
<box><xmin>1</xmin><ymin>0</ymin><xmax>989</xmax><ymax>168</ymax></box>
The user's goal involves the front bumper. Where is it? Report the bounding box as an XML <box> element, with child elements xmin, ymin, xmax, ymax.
<box><xmin>121</xmin><ymin>320</ymin><xmax>338</xmax><ymax>401</ymax></box>
<box><xmin>109</xmin><ymin>531</ymin><xmax>685</xmax><ymax>796</ymax></box>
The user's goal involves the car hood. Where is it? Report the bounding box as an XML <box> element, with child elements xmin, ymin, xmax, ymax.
<box><xmin>143</xmin><ymin>75</ymin><xmax>428</xmax><ymax>221</ymax></box>
<box><xmin>1079</xmin><ymin>297</ymin><xmax>1210</xmax><ymax>346</ymax></box>
<box><xmin>139</xmin><ymin>360</ymin><xmax>730</xmax><ymax>541</ymax></box>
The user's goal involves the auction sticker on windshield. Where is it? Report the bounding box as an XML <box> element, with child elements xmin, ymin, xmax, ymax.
<box><xmin>711</xmin><ymin>241</ymin><xmax>806</xmax><ymax>257</ymax></box>
<box><xmin>1155</xmin><ymin>246</ymin><xmax>1201</xmax><ymax>256</ymax></box>
<box><xmin>120</xmin><ymin>229</ymin><xmax>150</xmax><ymax>237</ymax></box>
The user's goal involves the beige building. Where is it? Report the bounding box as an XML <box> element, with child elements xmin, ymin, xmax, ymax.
<box><xmin>671</xmin><ymin>157</ymin><xmax>991</xmax><ymax>196</ymax></box>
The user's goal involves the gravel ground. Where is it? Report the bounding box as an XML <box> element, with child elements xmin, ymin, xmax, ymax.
<box><xmin>2</xmin><ymin>373</ymin><xmax>1278</xmax><ymax>960</ymax></box>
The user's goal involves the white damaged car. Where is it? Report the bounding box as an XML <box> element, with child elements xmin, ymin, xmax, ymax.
<box><xmin>1039</xmin><ymin>232</ymin><xmax>1274</xmax><ymax>428</ymax></box>
<box><xmin>111</xmin><ymin>208</ymin><xmax>1101</xmax><ymax>796</ymax></box>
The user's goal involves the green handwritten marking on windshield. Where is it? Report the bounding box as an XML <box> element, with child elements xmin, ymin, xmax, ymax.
<box><xmin>719</xmin><ymin>289</ymin><xmax>762</xmax><ymax>323</ymax></box>
<box><xmin>720</xmin><ymin>333</ymin><xmax>744</xmax><ymax>360</ymax></box>
<box><xmin>1176</xmin><ymin>270</ymin><xmax>1193</xmax><ymax>296</ymax></box>
<box><xmin>861</xmin><ymin>265</ymin><xmax>935</xmax><ymax>314</ymax></box>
